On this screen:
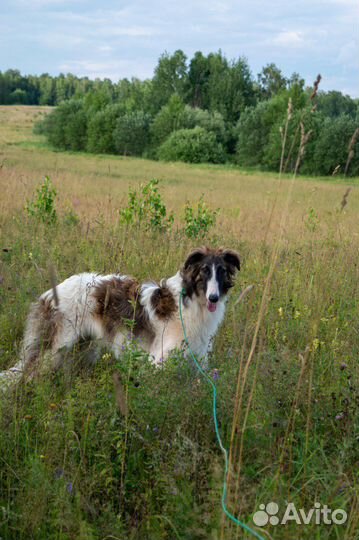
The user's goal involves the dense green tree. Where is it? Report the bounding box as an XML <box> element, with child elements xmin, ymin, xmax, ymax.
<box><xmin>235</xmin><ymin>93</ymin><xmax>292</xmax><ymax>167</ymax></box>
<box><xmin>113</xmin><ymin>111</ymin><xmax>152</xmax><ymax>156</ymax></box>
<box><xmin>187</xmin><ymin>107</ymin><xmax>227</xmax><ymax>144</ymax></box>
<box><xmin>115</xmin><ymin>78</ymin><xmax>153</xmax><ymax>113</ymax></box>
<box><xmin>38</xmin><ymin>75</ymin><xmax>56</xmax><ymax>105</ymax></box>
<box><xmin>316</xmin><ymin>91</ymin><xmax>358</xmax><ymax>119</ymax></box>
<box><xmin>87</xmin><ymin>104</ymin><xmax>124</xmax><ymax>154</ymax></box>
<box><xmin>150</xmin><ymin>95</ymin><xmax>193</xmax><ymax>147</ymax></box>
<box><xmin>43</xmin><ymin>99</ymin><xmax>87</xmax><ymax>150</ymax></box>
<box><xmin>150</xmin><ymin>50</ymin><xmax>188</xmax><ymax>111</ymax></box>
<box><xmin>257</xmin><ymin>63</ymin><xmax>287</xmax><ymax>99</ymax></box>
<box><xmin>1</xmin><ymin>53</ymin><xmax>353</xmax><ymax>176</ymax></box>
<box><xmin>10</xmin><ymin>88</ymin><xmax>27</xmax><ymax>104</ymax></box>
<box><xmin>235</xmin><ymin>102</ymin><xmax>272</xmax><ymax>167</ymax></box>
<box><xmin>186</xmin><ymin>52</ymin><xmax>256</xmax><ymax>122</ymax></box>
<box><xmin>313</xmin><ymin>115</ymin><xmax>359</xmax><ymax>176</ymax></box>
<box><xmin>263</xmin><ymin>108</ymin><xmax>323</xmax><ymax>173</ymax></box>
<box><xmin>187</xmin><ymin>51</ymin><xmax>211</xmax><ymax>108</ymax></box>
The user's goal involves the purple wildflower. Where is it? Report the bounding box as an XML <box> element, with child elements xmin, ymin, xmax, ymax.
<box><xmin>213</xmin><ymin>369</ymin><xmax>220</xmax><ymax>382</ymax></box>
<box><xmin>66</xmin><ymin>482</ymin><xmax>74</xmax><ymax>494</ymax></box>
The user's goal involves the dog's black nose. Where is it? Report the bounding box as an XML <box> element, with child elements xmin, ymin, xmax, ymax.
<box><xmin>209</xmin><ymin>294</ymin><xmax>219</xmax><ymax>303</ymax></box>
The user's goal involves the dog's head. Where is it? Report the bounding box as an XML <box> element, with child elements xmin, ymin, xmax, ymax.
<box><xmin>181</xmin><ymin>247</ymin><xmax>240</xmax><ymax>312</ymax></box>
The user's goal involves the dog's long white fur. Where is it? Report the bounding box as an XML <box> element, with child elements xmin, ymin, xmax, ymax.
<box><xmin>0</xmin><ymin>270</ymin><xmax>226</xmax><ymax>385</ymax></box>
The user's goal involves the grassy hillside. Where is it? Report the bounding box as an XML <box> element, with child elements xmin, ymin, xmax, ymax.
<box><xmin>0</xmin><ymin>106</ymin><xmax>358</xmax><ymax>540</ymax></box>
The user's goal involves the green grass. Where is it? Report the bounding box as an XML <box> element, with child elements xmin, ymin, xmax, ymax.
<box><xmin>0</xmin><ymin>106</ymin><xmax>358</xmax><ymax>539</ymax></box>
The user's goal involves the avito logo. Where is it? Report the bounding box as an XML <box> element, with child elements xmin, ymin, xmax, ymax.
<box><xmin>253</xmin><ymin>502</ymin><xmax>347</xmax><ymax>527</ymax></box>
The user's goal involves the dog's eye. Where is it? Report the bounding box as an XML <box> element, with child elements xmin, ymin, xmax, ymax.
<box><xmin>217</xmin><ymin>266</ymin><xmax>225</xmax><ymax>276</ymax></box>
<box><xmin>202</xmin><ymin>265</ymin><xmax>211</xmax><ymax>275</ymax></box>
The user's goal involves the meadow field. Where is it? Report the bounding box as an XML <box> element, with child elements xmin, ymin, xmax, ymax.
<box><xmin>0</xmin><ymin>105</ymin><xmax>358</xmax><ymax>539</ymax></box>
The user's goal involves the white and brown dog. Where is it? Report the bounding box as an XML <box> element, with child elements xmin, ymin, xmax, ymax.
<box><xmin>3</xmin><ymin>247</ymin><xmax>240</xmax><ymax>380</ymax></box>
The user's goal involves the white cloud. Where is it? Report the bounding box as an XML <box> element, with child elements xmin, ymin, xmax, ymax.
<box><xmin>208</xmin><ymin>1</ymin><xmax>232</xmax><ymax>13</ymax></box>
<box><xmin>34</xmin><ymin>32</ymin><xmax>86</xmax><ymax>48</ymax></box>
<box><xmin>337</xmin><ymin>40</ymin><xmax>359</xmax><ymax>68</ymax></box>
<box><xmin>273</xmin><ymin>31</ymin><xmax>304</xmax><ymax>47</ymax></box>
<box><xmin>58</xmin><ymin>59</ymin><xmax>152</xmax><ymax>80</ymax></box>
<box><xmin>100</xmin><ymin>26</ymin><xmax>156</xmax><ymax>38</ymax></box>
<box><xmin>329</xmin><ymin>0</ymin><xmax>357</xmax><ymax>5</ymax></box>
<box><xmin>1</xmin><ymin>0</ymin><xmax>358</xmax><ymax>97</ymax></box>
<box><xmin>98</xmin><ymin>45</ymin><xmax>113</xmax><ymax>53</ymax></box>
<box><xmin>15</xmin><ymin>0</ymin><xmax>85</xmax><ymax>6</ymax></box>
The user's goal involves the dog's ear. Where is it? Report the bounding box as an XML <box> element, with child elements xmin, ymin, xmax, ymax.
<box><xmin>183</xmin><ymin>248</ymin><xmax>207</xmax><ymax>270</ymax></box>
<box><xmin>223</xmin><ymin>249</ymin><xmax>240</xmax><ymax>272</ymax></box>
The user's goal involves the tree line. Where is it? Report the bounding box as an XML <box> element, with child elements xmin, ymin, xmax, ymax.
<box><xmin>3</xmin><ymin>51</ymin><xmax>358</xmax><ymax>175</ymax></box>
<box><xmin>0</xmin><ymin>69</ymin><xmax>103</xmax><ymax>105</ymax></box>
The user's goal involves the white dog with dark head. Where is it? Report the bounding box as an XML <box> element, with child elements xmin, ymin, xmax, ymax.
<box><xmin>2</xmin><ymin>247</ymin><xmax>240</xmax><ymax>381</ymax></box>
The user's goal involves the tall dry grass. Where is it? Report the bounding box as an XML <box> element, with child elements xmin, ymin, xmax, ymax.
<box><xmin>0</xmin><ymin>105</ymin><xmax>358</xmax><ymax>540</ymax></box>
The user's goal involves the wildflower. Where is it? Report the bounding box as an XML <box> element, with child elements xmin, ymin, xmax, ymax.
<box><xmin>294</xmin><ymin>310</ymin><xmax>301</xmax><ymax>319</ymax></box>
<box><xmin>340</xmin><ymin>363</ymin><xmax>348</xmax><ymax>371</ymax></box>
<box><xmin>335</xmin><ymin>413</ymin><xmax>345</xmax><ymax>421</ymax></box>
<box><xmin>278</xmin><ymin>307</ymin><xmax>284</xmax><ymax>318</ymax></box>
<box><xmin>66</xmin><ymin>482</ymin><xmax>74</xmax><ymax>494</ymax></box>
<box><xmin>213</xmin><ymin>369</ymin><xmax>220</xmax><ymax>382</ymax></box>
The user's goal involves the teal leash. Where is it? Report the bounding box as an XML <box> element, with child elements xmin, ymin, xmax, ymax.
<box><xmin>179</xmin><ymin>289</ymin><xmax>264</xmax><ymax>540</ymax></box>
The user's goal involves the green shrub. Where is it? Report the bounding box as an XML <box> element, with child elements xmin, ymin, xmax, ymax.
<box><xmin>150</xmin><ymin>95</ymin><xmax>193</xmax><ymax>147</ymax></box>
<box><xmin>119</xmin><ymin>179</ymin><xmax>174</xmax><ymax>231</ymax></box>
<box><xmin>184</xmin><ymin>196</ymin><xmax>217</xmax><ymax>238</ymax></box>
<box><xmin>37</xmin><ymin>99</ymin><xmax>87</xmax><ymax>151</ymax></box>
<box><xmin>158</xmin><ymin>127</ymin><xmax>226</xmax><ymax>163</ymax></box>
<box><xmin>26</xmin><ymin>176</ymin><xmax>57</xmax><ymax>224</ymax></box>
<box><xmin>187</xmin><ymin>107</ymin><xmax>227</xmax><ymax>145</ymax></box>
<box><xmin>113</xmin><ymin>111</ymin><xmax>152</xmax><ymax>156</ymax></box>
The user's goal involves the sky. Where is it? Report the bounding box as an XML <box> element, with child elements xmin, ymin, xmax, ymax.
<box><xmin>0</xmin><ymin>0</ymin><xmax>358</xmax><ymax>97</ymax></box>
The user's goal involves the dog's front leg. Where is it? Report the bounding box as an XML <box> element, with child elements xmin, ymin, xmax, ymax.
<box><xmin>149</xmin><ymin>325</ymin><xmax>183</xmax><ymax>367</ymax></box>
<box><xmin>149</xmin><ymin>340</ymin><xmax>178</xmax><ymax>366</ymax></box>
